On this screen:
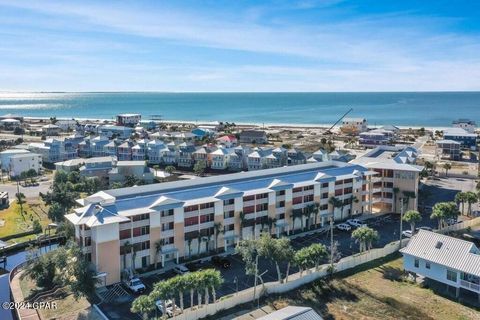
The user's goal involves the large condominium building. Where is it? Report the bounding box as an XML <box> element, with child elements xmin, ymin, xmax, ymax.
<box><xmin>351</xmin><ymin>146</ymin><xmax>423</xmax><ymax>214</ymax></box>
<box><xmin>66</xmin><ymin>161</ymin><xmax>377</xmax><ymax>285</ymax></box>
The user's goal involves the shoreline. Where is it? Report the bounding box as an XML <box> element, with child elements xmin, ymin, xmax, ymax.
<box><xmin>22</xmin><ymin>116</ymin><xmax>453</xmax><ymax>131</ymax></box>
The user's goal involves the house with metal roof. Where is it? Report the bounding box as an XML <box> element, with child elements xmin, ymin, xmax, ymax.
<box><xmin>400</xmin><ymin>230</ymin><xmax>480</xmax><ymax>299</ymax></box>
<box><xmin>443</xmin><ymin>128</ymin><xmax>477</xmax><ymax>149</ymax></box>
<box><xmin>258</xmin><ymin>306</ymin><xmax>323</xmax><ymax>320</ymax></box>
<box><xmin>436</xmin><ymin>139</ymin><xmax>461</xmax><ymax>160</ymax></box>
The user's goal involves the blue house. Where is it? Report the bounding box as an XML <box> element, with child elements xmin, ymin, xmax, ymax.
<box><xmin>401</xmin><ymin>230</ymin><xmax>480</xmax><ymax>299</ymax></box>
<box><xmin>191</xmin><ymin>127</ymin><xmax>214</xmax><ymax>138</ymax></box>
<box><xmin>443</xmin><ymin>128</ymin><xmax>477</xmax><ymax>149</ymax></box>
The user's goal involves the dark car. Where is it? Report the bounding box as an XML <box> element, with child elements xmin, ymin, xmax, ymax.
<box><xmin>211</xmin><ymin>256</ymin><xmax>231</xmax><ymax>269</ymax></box>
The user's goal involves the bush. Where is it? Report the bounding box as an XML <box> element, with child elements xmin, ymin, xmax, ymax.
<box><xmin>32</xmin><ymin>219</ymin><xmax>42</xmax><ymax>234</ymax></box>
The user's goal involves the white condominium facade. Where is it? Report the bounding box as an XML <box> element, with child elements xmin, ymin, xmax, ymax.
<box><xmin>66</xmin><ymin>161</ymin><xmax>381</xmax><ymax>285</ymax></box>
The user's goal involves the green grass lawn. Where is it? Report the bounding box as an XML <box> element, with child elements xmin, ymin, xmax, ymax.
<box><xmin>267</xmin><ymin>255</ymin><xmax>480</xmax><ymax>320</ymax></box>
<box><xmin>0</xmin><ymin>200</ymin><xmax>52</xmax><ymax>240</ymax></box>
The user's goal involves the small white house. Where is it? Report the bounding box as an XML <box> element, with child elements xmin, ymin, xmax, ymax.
<box><xmin>0</xmin><ymin>149</ymin><xmax>31</xmax><ymax>171</ymax></box>
<box><xmin>9</xmin><ymin>153</ymin><xmax>42</xmax><ymax>177</ymax></box>
<box><xmin>341</xmin><ymin>117</ymin><xmax>368</xmax><ymax>134</ymax></box>
<box><xmin>0</xmin><ymin>118</ymin><xmax>21</xmax><ymax>131</ymax></box>
<box><xmin>42</xmin><ymin>124</ymin><xmax>61</xmax><ymax>136</ymax></box>
<box><xmin>116</xmin><ymin>113</ymin><xmax>141</xmax><ymax>127</ymax></box>
<box><xmin>400</xmin><ymin>230</ymin><xmax>480</xmax><ymax>299</ymax></box>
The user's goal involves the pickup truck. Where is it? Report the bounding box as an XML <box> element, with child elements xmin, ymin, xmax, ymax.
<box><xmin>125</xmin><ymin>277</ymin><xmax>146</xmax><ymax>294</ymax></box>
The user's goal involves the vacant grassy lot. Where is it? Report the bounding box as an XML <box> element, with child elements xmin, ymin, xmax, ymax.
<box><xmin>19</xmin><ymin>273</ymin><xmax>96</xmax><ymax>320</ymax></box>
<box><xmin>268</xmin><ymin>255</ymin><xmax>480</xmax><ymax>320</ymax></box>
<box><xmin>0</xmin><ymin>200</ymin><xmax>51</xmax><ymax>240</ymax></box>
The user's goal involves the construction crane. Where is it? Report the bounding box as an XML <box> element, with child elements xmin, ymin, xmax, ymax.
<box><xmin>325</xmin><ymin>108</ymin><xmax>353</xmax><ymax>134</ymax></box>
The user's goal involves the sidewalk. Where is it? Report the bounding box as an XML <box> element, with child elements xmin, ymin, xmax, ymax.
<box><xmin>10</xmin><ymin>270</ymin><xmax>40</xmax><ymax>320</ymax></box>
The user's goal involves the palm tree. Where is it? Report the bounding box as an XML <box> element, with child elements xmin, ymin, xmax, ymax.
<box><xmin>392</xmin><ymin>187</ymin><xmax>400</xmax><ymax>213</ymax></box>
<box><xmin>455</xmin><ymin>192</ymin><xmax>467</xmax><ymax>214</ymax></box>
<box><xmin>465</xmin><ymin>191</ymin><xmax>478</xmax><ymax>216</ymax></box>
<box><xmin>348</xmin><ymin>195</ymin><xmax>359</xmax><ymax>218</ymax></box>
<box><xmin>154</xmin><ymin>239</ymin><xmax>165</xmax><ymax>269</ymax></box>
<box><xmin>131</xmin><ymin>295</ymin><xmax>155</xmax><ymax>320</ymax></box>
<box><xmin>239</xmin><ymin>211</ymin><xmax>246</xmax><ymax>240</ymax></box>
<box><xmin>352</xmin><ymin>226</ymin><xmax>379</xmax><ymax>252</ymax></box>
<box><xmin>122</xmin><ymin>241</ymin><xmax>132</xmax><ymax>270</ymax></box>
<box><xmin>165</xmin><ymin>165</ymin><xmax>175</xmax><ymax>175</ymax></box>
<box><xmin>213</xmin><ymin>222</ymin><xmax>223</xmax><ymax>252</ymax></box>
<box><xmin>431</xmin><ymin>201</ymin><xmax>459</xmax><ymax>229</ymax></box>
<box><xmin>205</xmin><ymin>269</ymin><xmax>224</xmax><ymax>303</ymax></box>
<box><xmin>313</xmin><ymin>202</ymin><xmax>320</xmax><ymax>229</ymax></box>
<box><xmin>267</xmin><ymin>217</ymin><xmax>277</xmax><ymax>234</ymax></box>
<box><xmin>402</xmin><ymin>210</ymin><xmax>421</xmax><ymax>232</ymax></box>
<box><xmin>292</xmin><ymin>209</ymin><xmax>303</xmax><ymax>233</ymax></box>
<box><xmin>151</xmin><ymin>281</ymin><xmax>172</xmax><ymax>317</ymax></box>
<box><xmin>131</xmin><ymin>244</ymin><xmax>138</xmax><ymax>271</ymax></box>
<box><xmin>184</xmin><ymin>272</ymin><xmax>199</xmax><ymax>310</ymax></box>
<box><xmin>170</xmin><ymin>276</ymin><xmax>187</xmax><ymax>314</ymax></box>
<box><xmin>443</xmin><ymin>162</ymin><xmax>452</xmax><ymax>176</ymax></box>
<box><xmin>186</xmin><ymin>238</ymin><xmax>193</xmax><ymax>258</ymax></box>
<box><xmin>402</xmin><ymin>191</ymin><xmax>416</xmax><ymax>210</ymax></box>
<box><xmin>328</xmin><ymin>196</ymin><xmax>341</xmax><ymax>221</ymax></box>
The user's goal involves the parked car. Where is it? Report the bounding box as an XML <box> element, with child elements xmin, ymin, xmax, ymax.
<box><xmin>185</xmin><ymin>261</ymin><xmax>204</xmax><ymax>272</ymax></box>
<box><xmin>211</xmin><ymin>256</ymin><xmax>231</xmax><ymax>269</ymax></box>
<box><xmin>336</xmin><ymin>223</ymin><xmax>352</xmax><ymax>231</ymax></box>
<box><xmin>402</xmin><ymin>230</ymin><xmax>413</xmax><ymax>238</ymax></box>
<box><xmin>173</xmin><ymin>264</ymin><xmax>190</xmax><ymax>275</ymax></box>
<box><xmin>156</xmin><ymin>299</ymin><xmax>175</xmax><ymax>317</ymax></box>
<box><xmin>416</xmin><ymin>226</ymin><xmax>433</xmax><ymax>232</ymax></box>
<box><xmin>446</xmin><ymin>218</ymin><xmax>458</xmax><ymax>226</ymax></box>
<box><xmin>125</xmin><ymin>277</ymin><xmax>146</xmax><ymax>294</ymax></box>
<box><xmin>346</xmin><ymin>219</ymin><xmax>367</xmax><ymax>228</ymax></box>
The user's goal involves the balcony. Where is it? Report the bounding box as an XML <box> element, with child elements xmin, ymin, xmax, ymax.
<box><xmin>224</xmin><ymin>217</ymin><xmax>235</xmax><ymax>225</ymax></box>
<box><xmin>161</xmin><ymin>229</ymin><xmax>174</xmax><ymax>238</ymax></box>
<box><xmin>460</xmin><ymin>280</ymin><xmax>480</xmax><ymax>292</ymax></box>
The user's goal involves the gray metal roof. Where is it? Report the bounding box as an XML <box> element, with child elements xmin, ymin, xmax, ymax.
<box><xmin>400</xmin><ymin>230</ymin><xmax>480</xmax><ymax>277</ymax></box>
<box><xmin>257</xmin><ymin>306</ymin><xmax>323</xmax><ymax>320</ymax></box>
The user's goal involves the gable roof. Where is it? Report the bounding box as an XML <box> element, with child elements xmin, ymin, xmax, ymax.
<box><xmin>400</xmin><ymin>230</ymin><xmax>480</xmax><ymax>277</ymax></box>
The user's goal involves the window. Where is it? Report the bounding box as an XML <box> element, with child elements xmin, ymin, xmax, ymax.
<box><xmin>184</xmin><ymin>205</ymin><xmax>198</xmax><ymax>212</ymax></box>
<box><xmin>224</xmin><ymin>224</ymin><xmax>234</xmax><ymax>232</ymax></box>
<box><xmin>292</xmin><ymin>196</ymin><xmax>303</xmax><ymax>205</ymax></box>
<box><xmin>321</xmin><ymin>192</ymin><xmax>328</xmax><ymax>199</ymax></box>
<box><xmin>293</xmin><ymin>187</ymin><xmax>302</xmax><ymax>193</ymax></box>
<box><xmin>85</xmin><ymin>253</ymin><xmax>91</xmax><ymax>262</ymax></box>
<box><xmin>426</xmin><ymin>261</ymin><xmax>431</xmax><ymax>269</ymax></box>
<box><xmin>256</xmin><ymin>203</ymin><xmax>268</xmax><ymax>212</ymax></box>
<box><xmin>243</xmin><ymin>195</ymin><xmax>254</xmax><ymax>202</ymax></box>
<box><xmin>162</xmin><ymin>222</ymin><xmax>174</xmax><ymax>231</ymax></box>
<box><xmin>132</xmin><ymin>213</ymin><xmax>150</xmax><ymax>221</ymax></box>
<box><xmin>320</xmin><ymin>204</ymin><xmax>328</xmax><ymax>210</ymax></box>
<box><xmin>414</xmin><ymin>258</ymin><xmax>419</xmax><ymax>268</ymax></box>
<box><xmin>200</xmin><ymin>213</ymin><xmax>214</xmax><ymax>223</ymax></box>
<box><xmin>119</xmin><ymin>229</ymin><xmax>131</xmax><ymax>240</ymax></box>
<box><xmin>278</xmin><ymin>213</ymin><xmax>285</xmax><ymax>220</ymax></box>
<box><xmin>223</xmin><ymin>199</ymin><xmax>234</xmax><ymax>206</ymax></box>
<box><xmin>243</xmin><ymin>205</ymin><xmax>255</xmax><ymax>214</ymax></box>
<box><xmin>303</xmin><ymin>194</ymin><xmax>314</xmax><ymax>202</ymax></box>
<box><xmin>255</xmin><ymin>193</ymin><xmax>268</xmax><ymax>199</ymax></box>
<box><xmin>276</xmin><ymin>201</ymin><xmax>285</xmax><ymax>208</ymax></box>
<box><xmin>276</xmin><ymin>190</ymin><xmax>285</xmax><ymax>196</ymax></box>
<box><xmin>200</xmin><ymin>202</ymin><xmax>214</xmax><ymax>210</ymax></box>
<box><xmin>321</xmin><ymin>182</ymin><xmax>329</xmax><ymax>188</ymax></box>
<box><xmin>184</xmin><ymin>216</ymin><xmax>199</xmax><ymax>226</ymax></box>
<box><xmin>447</xmin><ymin>269</ymin><xmax>457</xmax><ymax>282</ymax></box>
<box><xmin>224</xmin><ymin>210</ymin><xmax>235</xmax><ymax>219</ymax></box>
<box><xmin>161</xmin><ymin>209</ymin><xmax>174</xmax><ymax>217</ymax></box>
<box><xmin>84</xmin><ymin>236</ymin><xmax>92</xmax><ymax>246</ymax></box>
<box><xmin>303</xmin><ymin>185</ymin><xmax>314</xmax><ymax>191</ymax></box>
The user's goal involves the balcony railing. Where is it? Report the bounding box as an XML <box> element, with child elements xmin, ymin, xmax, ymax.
<box><xmin>460</xmin><ymin>280</ymin><xmax>480</xmax><ymax>292</ymax></box>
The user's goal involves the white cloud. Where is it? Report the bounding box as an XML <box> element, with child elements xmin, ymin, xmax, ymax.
<box><xmin>0</xmin><ymin>0</ymin><xmax>479</xmax><ymax>91</ymax></box>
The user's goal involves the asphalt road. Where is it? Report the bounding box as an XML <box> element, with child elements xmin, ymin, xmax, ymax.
<box><xmin>1</xmin><ymin>180</ymin><xmax>52</xmax><ymax>199</ymax></box>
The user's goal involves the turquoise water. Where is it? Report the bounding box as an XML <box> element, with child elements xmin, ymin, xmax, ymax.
<box><xmin>0</xmin><ymin>92</ymin><xmax>479</xmax><ymax>126</ymax></box>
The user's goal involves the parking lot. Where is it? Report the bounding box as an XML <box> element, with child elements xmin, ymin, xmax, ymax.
<box><xmin>100</xmin><ymin>176</ymin><xmax>477</xmax><ymax>320</ymax></box>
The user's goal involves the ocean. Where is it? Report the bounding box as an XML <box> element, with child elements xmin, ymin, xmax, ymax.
<box><xmin>0</xmin><ymin>92</ymin><xmax>479</xmax><ymax>127</ymax></box>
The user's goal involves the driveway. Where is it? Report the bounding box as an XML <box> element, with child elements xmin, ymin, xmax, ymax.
<box><xmin>1</xmin><ymin>179</ymin><xmax>52</xmax><ymax>199</ymax></box>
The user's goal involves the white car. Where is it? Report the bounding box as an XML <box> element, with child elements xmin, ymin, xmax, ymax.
<box><xmin>346</xmin><ymin>219</ymin><xmax>366</xmax><ymax>228</ymax></box>
<box><xmin>173</xmin><ymin>264</ymin><xmax>190</xmax><ymax>275</ymax></box>
<box><xmin>336</xmin><ymin>223</ymin><xmax>352</xmax><ymax>231</ymax></box>
<box><xmin>446</xmin><ymin>218</ymin><xmax>458</xmax><ymax>226</ymax></box>
<box><xmin>125</xmin><ymin>277</ymin><xmax>146</xmax><ymax>293</ymax></box>
<box><xmin>402</xmin><ymin>230</ymin><xmax>413</xmax><ymax>238</ymax></box>
<box><xmin>156</xmin><ymin>299</ymin><xmax>175</xmax><ymax>317</ymax></box>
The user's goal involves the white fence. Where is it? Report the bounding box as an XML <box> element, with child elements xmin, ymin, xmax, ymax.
<box><xmin>174</xmin><ymin>239</ymin><xmax>408</xmax><ymax>320</ymax></box>
<box><xmin>438</xmin><ymin>216</ymin><xmax>480</xmax><ymax>233</ymax></box>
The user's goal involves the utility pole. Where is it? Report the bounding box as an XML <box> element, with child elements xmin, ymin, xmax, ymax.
<box><xmin>399</xmin><ymin>198</ymin><xmax>404</xmax><ymax>249</ymax></box>
<box><xmin>252</xmin><ymin>250</ymin><xmax>258</xmax><ymax>305</ymax></box>
<box><xmin>329</xmin><ymin>215</ymin><xmax>334</xmax><ymax>272</ymax></box>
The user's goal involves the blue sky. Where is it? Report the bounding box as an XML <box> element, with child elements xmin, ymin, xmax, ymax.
<box><xmin>1</xmin><ymin>0</ymin><xmax>479</xmax><ymax>92</ymax></box>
